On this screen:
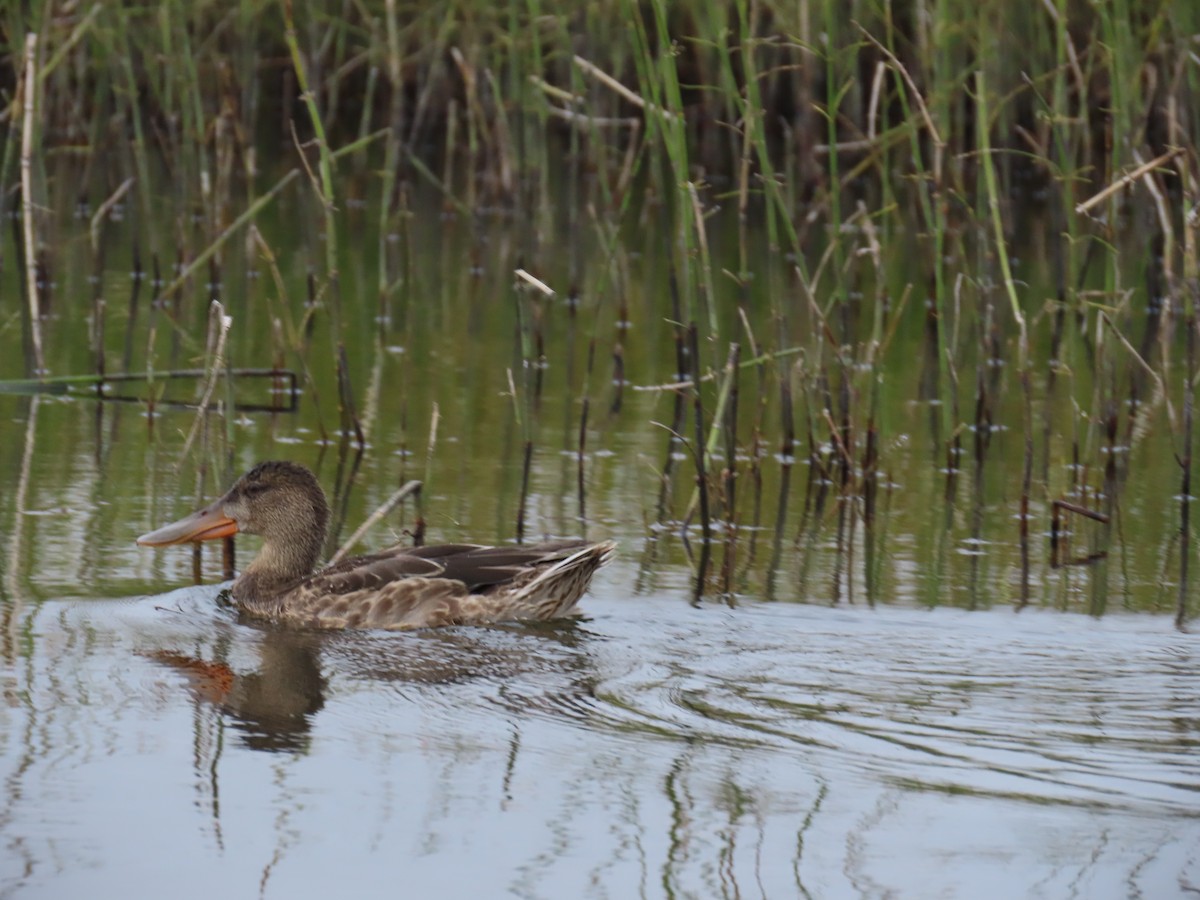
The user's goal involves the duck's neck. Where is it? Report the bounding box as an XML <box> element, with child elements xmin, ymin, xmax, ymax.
<box><xmin>231</xmin><ymin>532</ymin><xmax>324</xmax><ymax>612</ymax></box>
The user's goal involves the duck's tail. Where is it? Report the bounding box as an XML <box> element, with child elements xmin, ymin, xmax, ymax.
<box><xmin>512</xmin><ymin>540</ymin><xmax>617</xmax><ymax>619</ymax></box>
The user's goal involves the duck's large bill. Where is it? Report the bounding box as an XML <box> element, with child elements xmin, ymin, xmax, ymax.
<box><xmin>137</xmin><ymin>504</ymin><xmax>239</xmax><ymax>546</ymax></box>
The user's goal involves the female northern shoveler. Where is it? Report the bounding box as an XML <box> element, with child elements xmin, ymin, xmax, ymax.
<box><xmin>137</xmin><ymin>460</ymin><xmax>615</xmax><ymax>630</ymax></box>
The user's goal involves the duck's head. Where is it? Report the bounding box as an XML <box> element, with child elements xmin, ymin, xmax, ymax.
<box><xmin>137</xmin><ymin>461</ymin><xmax>330</xmax><ymax>550</ymax></box>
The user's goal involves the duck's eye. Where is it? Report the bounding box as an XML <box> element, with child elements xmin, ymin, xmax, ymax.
<box><xmin>243</xmin><ymin>482</ymin><xmax>267</xmax><ymax>498</ymax></box>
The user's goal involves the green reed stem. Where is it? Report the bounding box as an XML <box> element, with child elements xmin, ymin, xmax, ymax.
<box><xmin>283</xmin><ymin>0</ymin><xmax>341</xmax><ymax>332</ymax></box>
<box><xmin>974</xmin><ymin>69</ymin><xmax>1026</xmax><ymax>364</ymax></box>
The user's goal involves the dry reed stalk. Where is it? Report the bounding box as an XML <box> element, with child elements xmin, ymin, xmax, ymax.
<box><xmin>722</xmin><ymin>342</ymin><xmax>741</xmax><ymax>526</ymax></box>
<box><xmin>572</xmin><ymin>54</ymin><xmax>677</xmax><ymax>123</ymax></box>
<box><xmin>853</xmin><ymin>23</ymin><xmax>944</xmax><ymax>175</ymax></box>
<box><xmin>1179</xmin><ymin>316</ymin><xmax>1193</xmax><ymax>629</ymax></box>
<box><xmin>20</xmin><ymin>32</ymin><xmax>43</xmax><ymax>374</ymax></box>
<box><xmin>1075</xmin><ymin>147</ymin><xmax>1184</xmax><ymax>215</ymax></box>
<box><xmin>516</xmin><ymin>439</ymin><xmax>534</xmax><ymax>544</ymax></box>
<box><xmin>1018</xmin><ymin>367</ymin><xmax>1034</xmax><ymax>609</ymax></box>
<box><xmin>610</xmin><ymin>341</ymin><xmax>625</xmax><ymax>414</ymax></box>
<box><xmin>1102</xmin><ymin>311</ymin><xmax>1177</xmax><ymax>431</ymax></box>
<box><xmin>178</xmin><ymin>301</ymin><xmax>232</xmax><ymax>464</ymax></box>
<box><xmin>578</xmin><ymin>336</ymin><xmax>596</xmax><ymax>522</ymax></box>
<box><xmin>154</xmin><ymin>168</ymin><xmax>301</xmax><ymax>305</ymax></box>
<box><xmin>719</xmin><ymin>342</ymin><xmax>741</xmax><ymax>593</ymax></box>
<box><xmin>1177</xmin><ymin>149</ymin><xmax>1198</xmax><ymax>629</ymax></box>
<box><xmin>3</xmin><ymin>394</ymin><xmax>41</xmax><ymax>652</ymax></box>
<box><xmin>330</xmin><ymin>480</ymin><xmax>423</xmax><ymax>565</ymax></box>
<box><xmin>413</xmin><ymin>403</ymin><xmax>438</xmax><ymax>547</ymax></box>
<box><xmin>121</xmin><ymin>242</ymin><xmax>144</xmax><ymax>372</ymax></box>
<box><xmin>578</xmin><ymin>393</ymin><xmax>590</xmax><ymax>522</ymax></box>
<box><xmin>689</xmin><ymin>323</ymin><xmax>712</xmax><ymax>563</ymax></box>
<box><xmin>90</xmin><ymin>228</ymin><xmax>104</xmax><ymax>385</ymax></box>
<box><xmin>335</xmin><ymin>342</ymin><xmax>364</xmax><ymax>447</ymax></box>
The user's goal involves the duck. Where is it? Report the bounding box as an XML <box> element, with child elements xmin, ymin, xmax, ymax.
<box><xmin>137</xmin><ymin>460</ymin><xmax>616</xmax><ymax>630</ymax></box>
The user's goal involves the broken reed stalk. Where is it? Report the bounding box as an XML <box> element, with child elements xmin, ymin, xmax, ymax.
<box><xmin>90</xmin><ymin>221</ymin><xmax>105</xmax><ymax>386</ymax></box>
<box><xmin>1018</xmin><ymin>368</ymin><xmax>1034</xmax><ymax>609</ymax></box>
<box><xmin>610</xmin><ymin>339</ymin><xmax>625</xmax><ymax>414</ymax></box>
<box><xmin>723</xmin><ymin>342</ymin><xmax>741</xmax><ymax>525</ymax></box>
<box><xmin>516</xmin><ymin>438</ymin><xmax>534</xmax><ymax>544</ymax></box>
<box><xmin>862</xmin><ymin>408</ymin><xmax>879</xmax><ymax>600</ymax></box>
<box><xmin>511</xmin><ymin>274</ymin><xmax>550</xmax><ymax>544</ymax></box>
<box><xmin>688</xmin><ymin>322</ymin><xmax>712</xmax><ymax>596</ymax></box>
<box><xmin>178</xmin><ymin>301</ymin><xmax>232</xmax><ymax>464</ymax></box>
<box><xmin>720</xmin><ymin>342</ymin><xmax>741</xmax><ymax>592</ymax></box>
<box><xmin>325</xmin><ymin>445</ymin><xmax>367</xmax><ymax>557</ymax></box>
<box><xmin>691</xmin><ymin>321</ymin><xmax>705</xmax><ymax>542</ymax></box>
<box><xmin>330</xmin><ymin>480</ymin><xmax>423</xmax><ymax>564</ymax></box>
<box><xmin>1042</xmin><ymin>296</ymin><xmax>1066</xmax><ymax>484</ymax></box>
<box><xmin>578</xmin><ymin>337</ymin><xmax>596</xmax><ymax>522</ymax></box>
<box><xmin>153</xmin><ymin>167</ymin><xmax>301</xmax><ymax>310</ymax></box>
<box><xmin>735</xmin><ymin>307</ymin><xmax>766</xmax><ymax>567</ymax></box>
<box><xmin>654</xmin><ymin>274</ymin><xmax>689</xmax><ymax>522</ymax></box>
<box><xmin>412</xmin><ymin>402</ymin><xmax>437</xmax><ymax>547</ymax></box>
<box><xmin>679</xmin><ymin>342</ymin><xmax>742</xmax><ymax>529</ymax></box>
<box><xmin>825</xmin><ymin>391</ymin><xmax>855</xmax><ymax>606</ymax></box>
<box><xmin>533</xmin><ymin>319</ymin><xmax>545</xmax><ymax>409</ymax></box>
<box><xmin>122</xmin><ymin>243</ymin><xmax>143</xmax><ymax>372</ymax></box>
<box><xmin>578</xmin><ymin>392</ymin><xmax>590</xmax><ymax>522</ymax></box>
<box><xmin>1178</xmin><ymin>152</ymin><xmax>1198</xmax><ymax>630</ymax></box>
<box><xmin>1179</xmin><ymin>315</ymin><xmax>1193</xmax><ymax>630</ymax></box>
<box><xmin>20</xmin><ymin>32</ymin><xmax>43</xmax><ymax>375</ymax></box>
<box><xmin>1075</xmin><ymin>148</ymin><xmax>1185</xmax><ymax>215</ymax></box>
<box><xmin>335</xmin><ymin>341</ymin><xmax>364</xmax><ymax>447</ymax></box>
<box><xmin>143</xmin><ymin>253</ymin><xmax>162</xmax><ymax>426</ymax></box>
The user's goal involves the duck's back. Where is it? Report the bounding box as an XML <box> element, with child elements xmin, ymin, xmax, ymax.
<box><xmin>249</xmin><ymin>540</ymin><xmax>616</xmax><ymax>630</ymax></box>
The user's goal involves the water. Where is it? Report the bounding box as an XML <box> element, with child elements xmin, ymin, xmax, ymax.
<box><xmin>1</xmin><ymin>185</ymin><xmax>1197</xmax><ymax>896</ymax></box>
<box><xmin>2</xmin><ymin>577</ymin><xmax>1197</xmax><ymax>898</ymax></box>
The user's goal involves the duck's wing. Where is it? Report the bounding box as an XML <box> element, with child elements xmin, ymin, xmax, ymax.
<box><xmin>279</xmin><ymin>541</ymin><xmax>602</xmax><ymax>630</ymax></box>
<box><xmin>305</xmin><ymin>543</ymin><xmax>486</xmax><ymax>591</ymax></box>
<box><xmin>401</xmin><ymin>540</ymin><xmax>597</xmax><ymax>591</ymax></box>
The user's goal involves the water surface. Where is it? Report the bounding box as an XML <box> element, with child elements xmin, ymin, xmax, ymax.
<box><xmin>2</xmin><ymin>576</ymin><xmax>1197</xmax><ymax>898</ymax></box>
<box><xmin>0</xmin><ymin>181</ymin><xmax>1196</xmax><ymax>898</ymax></box>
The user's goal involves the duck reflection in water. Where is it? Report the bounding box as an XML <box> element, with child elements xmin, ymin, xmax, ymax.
<box><xmin>147</xmin><ymin>613</ymin><xmax>601</xmax><ymax>753</ymax></box>
<box><xmin>149</xmin><ymin>626</ymin><xmax>327</xmax><ymax>752</ymax></box>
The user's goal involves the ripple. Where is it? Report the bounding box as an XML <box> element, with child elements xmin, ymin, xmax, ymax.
<box><xmin>568</xmin><ymin>600</ymin><xmax>1200</xmax><ymax>814</ymax></box>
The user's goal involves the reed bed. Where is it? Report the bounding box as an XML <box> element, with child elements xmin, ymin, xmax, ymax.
<box><xmin>0</xmin><ymin>1</ymin><xmax>1197</xmax><ymax>622</ymax></box>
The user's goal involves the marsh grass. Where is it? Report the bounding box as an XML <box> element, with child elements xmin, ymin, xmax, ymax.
<box><xmin>1</xmin><ymin>0</ymin><xmax>1197</xmax><ymax>617</ymax></box>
